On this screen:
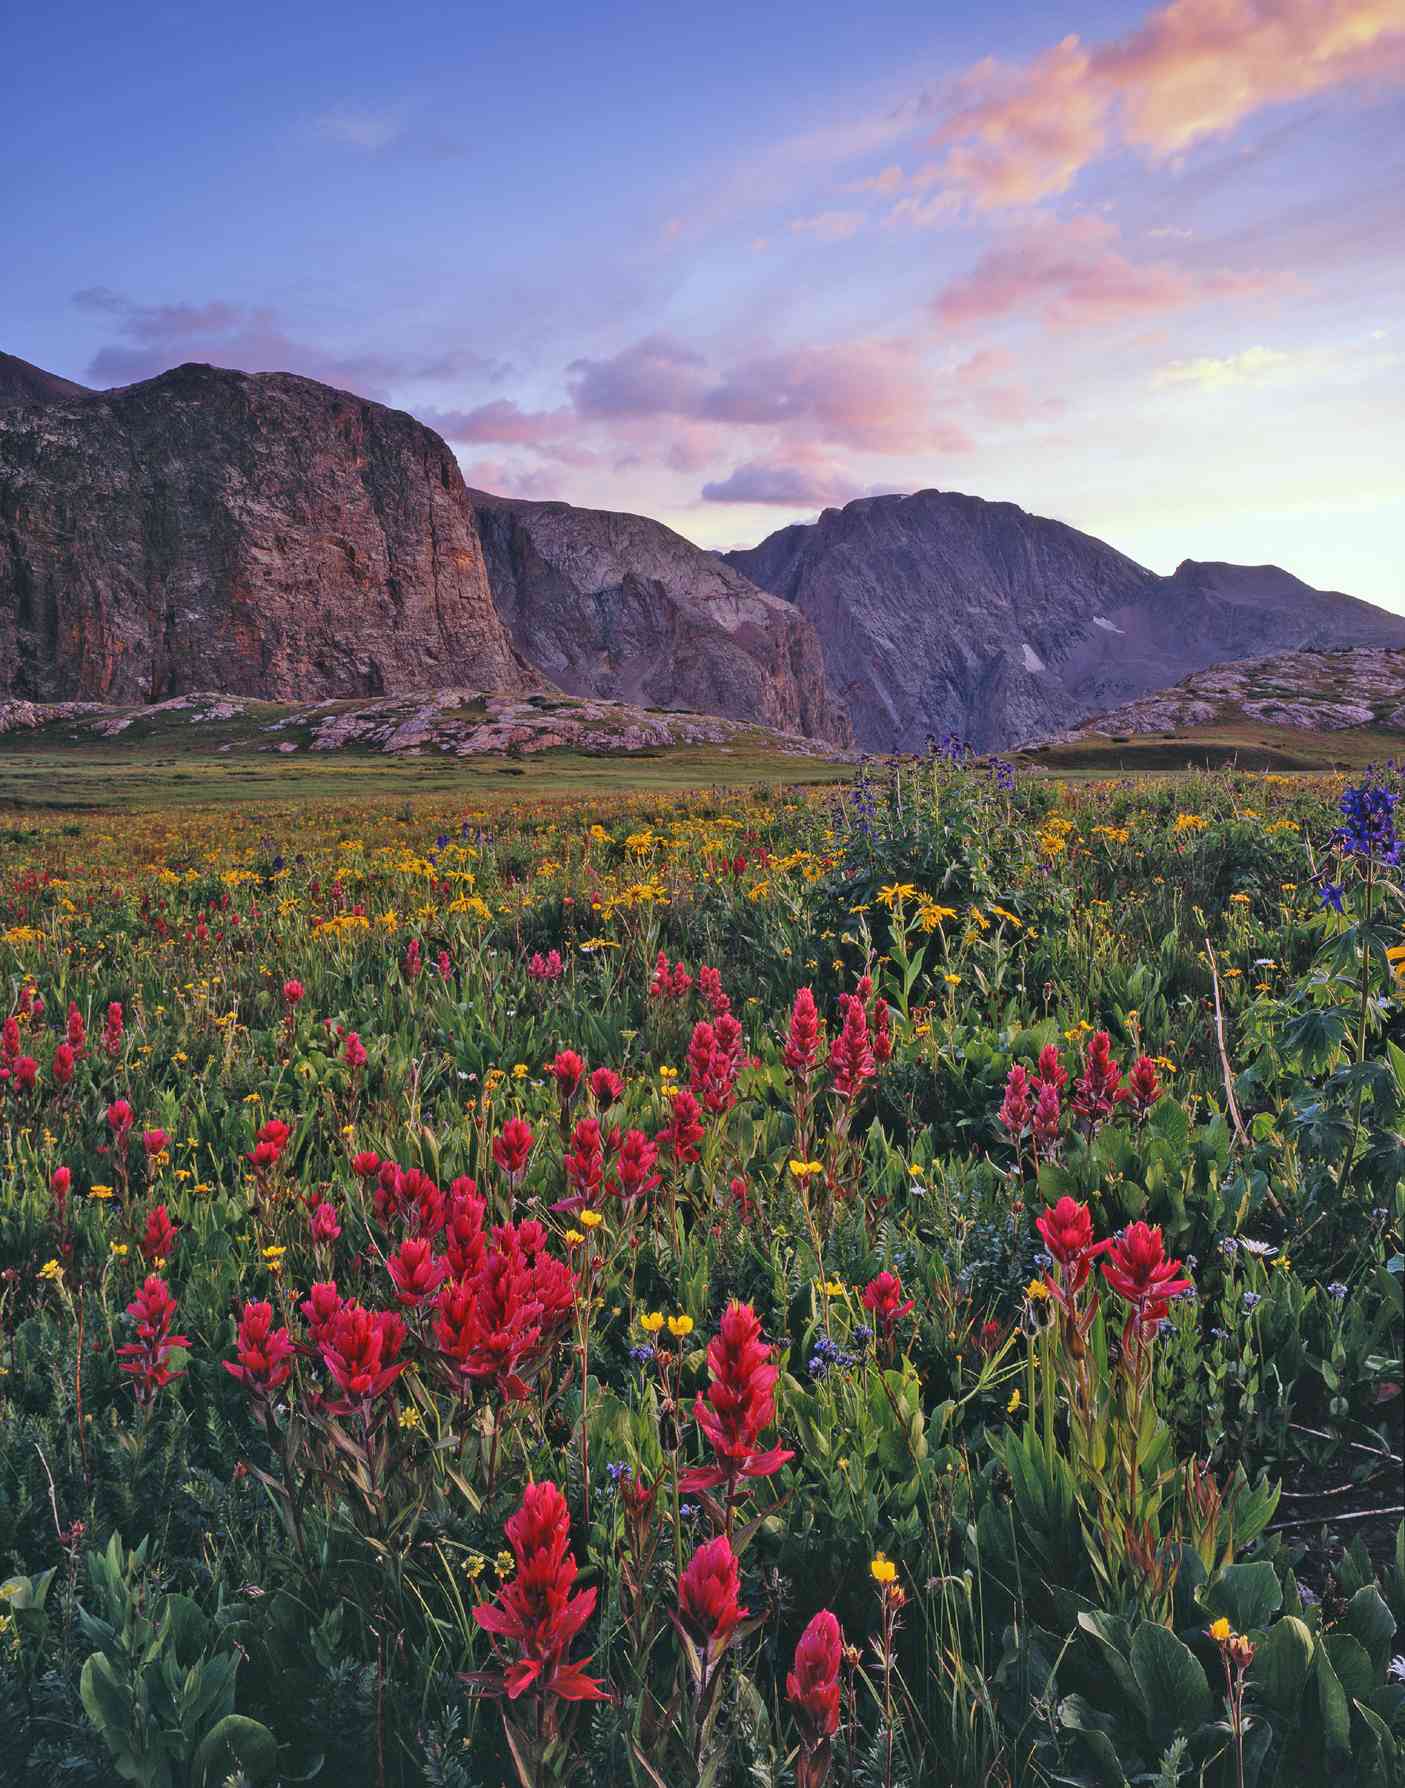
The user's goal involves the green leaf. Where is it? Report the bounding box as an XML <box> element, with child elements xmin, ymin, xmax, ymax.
<box><xmin>1199</xmin><ymin>1562</ymin><xmax>1282</xmax><ymax>1634</ymax></box>
<box><xmin>1129</xmin><ymin>1620</ymin><xmax>1213</xmax><ymax>1752</ymax></box>
<box><xmin>1343</xmin><ymin>1586</ymin><xmax>1396</xmax><ymax>1675</ymax></box>
<box><xmin>194</xmin><ymin>1714</ymin><xmax>278</xmax><ymax>1786</ymax></box>
<box><xmin>1314</xmin><ymin>1642</ymin><xmax>1353</xmax><ymax>1762</ymax></box>
<box><xmin>1324</xmin><ymin>1633</ymin><xmax>1374</xmax><ymax>1702</ymax></box>
<box><xmin>80</xmin><ymin>1651</ymin><xmax>133</xmax><ymax>1737</ymax></box>
<box><xmin>1247</xmin><ymin>1615</ymin><xmax>1315</xmax><ymax>1714</ymax></box>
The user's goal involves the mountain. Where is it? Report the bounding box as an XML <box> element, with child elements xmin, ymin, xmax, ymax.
<box><xmin>0</xmin><ymin>687</ymin><xmax>849</xmax><ymax>760</ymax></box>
<box><xmin>470</xmin><ymin>491</ymin><xmax>850</xmax><ymax>745</ymax></box>
<box><xmin>0</xmin><ymin>362</ymin><xmax>539</xmax><ymax>705</ymax></box>
<box><xmin>1042</xmin><ymin>645</ymin><xmax>1405</xmax><ymax>742</ymax></box>
<box><xmin>726</xmin><ymin>490</ymin><xmax>1405</xmax><ymax>753</ymax></box>
<box><xmin>0</xmin><ymin>351</ymin><xmax>92</xmax><ymax>407</ymax></box>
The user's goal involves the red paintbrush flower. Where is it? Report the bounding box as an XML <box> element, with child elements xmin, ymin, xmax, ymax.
<box><xmin>788</xmin><ymin>1608</ymin><xmax>843</xmax><ymax>1776</ymax></box>
<box><xmin>677</xmin><ymin>1535</ymin><xmax>747</xmax><ymax>1657</ymax></box>
<box><xmin>589</xmin><ymin>1066</ymin><xmax>623</xmax><ymax>1108</ymax></box>
<box><xmin>1072</xmin><ymin>1030</ymin><xmax>1122</xmax><ymax>1125</ymax></box>
<box><xmin>319</xmin><ymin>1303</ymin><xmax>406</xmax><ymax>1412</ymax></box>
<box><xmin>117</xmin><ymin>1275</ymin><xmax>189</xmax><ymax>1408</ymax></box>
<box><xmin>679</xmin><ymin>1301</ymin><xmax>794</xmax><ymax>1494</ymax></box>
<box><xmin>223</xmin><ymin>1300</ymin><xmax>295</xmax><ymax>1397</ymax></box>
<box><xmin>469</xmin><ymin>1480</ymin><xmax>609</xmax><ymax>1703</ymax></box>
<box><xmin>860</xmin><ymin>1270</ymin><xmax>914</xmax><ymax>1337</ymax></box>
<box><xmin>138</xmin><ymin>1203</ymin><xmax>178</xmax><ymax>1264</ymax></box>
<box><xmin>656</xmin><ymin>1089</ymin><xmax>705</xmax><ymax>1165</ymax></box>
<box><xmin>386</xmin><ymin>1236</ymin><xmax>449</xmax><ymax>1307</ymax></box>
<box><xmin>1126</xmin><ymin>1055</ymin><xmax>1162</xmax><ymax>1114</ymax></box>
<box><xmin>547</xmin><ymin>1049</ymin><xmax>586</xmax><ymax>1104</ymax></box>
<box><xmin>999</xmin><ymin>1063</ymin><xmax>1033</xmax><ymax>1136</ymax></box>
<box><xmin>608</xmin><ymin>1128</ymin><xmax>660</xmax><ymax>1205</ymax></box>
<box><xmin>783</xmin><ymin>987</ymin><xmax>820</xmax><ymax>1077</ymax></box>
<box><xmin>829</xmin><ymin>994</ymin><xmax>875</xmax><ymax>1103</ymax></box>
<box><xmin>1101</xmin><ymin>1221</ymin><xmax>1192</xmax><ymax>1342</ymax></box>
<box><xmin>493</xmin><ymin>1117</ymin><xmax>535</xmax><ymax>1184</ymax></box>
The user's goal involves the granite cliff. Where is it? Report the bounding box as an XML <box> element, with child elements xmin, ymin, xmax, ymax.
<box><xmin>470</xmin><ymin>491</ymin><xmax>850</xmax><ymax>745</ymax></box>
<box><xmin>0</xmin><ymin>362</ymin><xmax>538</xmax><ymax>704</ymax></box>
<box><xmin>726</xmin><ymin>490</ymin><xmax>1405</xmax><ymax>752</ymax></box>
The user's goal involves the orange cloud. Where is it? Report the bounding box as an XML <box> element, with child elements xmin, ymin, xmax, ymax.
<box><xmin>924</xmin><ymin>0</ymin><xmax>1405</xmax><ymax>210</ymax></box>
<box><xmin>934</xmin><ymin>212</ymin><xmax>1282</xmax><ymax>329</ymax></box>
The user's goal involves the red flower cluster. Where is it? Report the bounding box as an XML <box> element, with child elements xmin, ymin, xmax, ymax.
<box><xmin>783</xmin><ymin>987</ymin><xmax>821</xmax><ymax>1077</ymax></box>
<box><xmin>1035</xmin><ymin>1196</ymin><xmax>1108</xmax><ymax>1307</ymax></box>
<box><xmin>607</xmin><ymin>1128</ymin><xmax>660</xmax><ymax>1205</ymax></box>
<box><xmin>861</xmin><ymin>1270</ymin><xmax>914</xmax><ymax>1337</ymax></box>
<box><xmin>788</xmin><ymin>1609</ymin><xmax>843</xmax><ymax>1782</ymax></box>
<box><xmin>1102</xmin><ymin>1221</ymin><xmax>1192</xmax><ymax>1342</ymax></box>
<box><xmin>697</xmin><ymin>964</ymin><xmax>730</xmax><ymax>1018</ymax></box>
<box><xmin>319</xmin><ymin>1302</ymin><xmax>408</xmax><ymax>1412</ymax></box>
<box><xmin>677</xmin><ymin>1535</ymin><xmax>747</xmax><ymax>1656</ymax></box>
<box><xmin>470</xmin><ymin>1480</ymin><xmax>608</xmax><ymax>1702</ymax></box>
<box><xmin>656</xmin><ymin>1088</ymin><xmax>705</xmax><ymax>1165</ymax></box>
<box><xmin>829</xmin><ymin>993</ymin><xmax>875</xmax><ymax>1103</ymax></box>
<box><xmin>433</xmin><ymin>1219</ymin><xmax>576</xmax><ymax>1401</ymax></box>
<box><xmin>680</xmin><ymin>1301</ymin><xmax>794</xmax><ymax>1494</ymax></box>
<box><xmin>687</xmin><ymin>1015</ymin><xmax>743</xmax><ymax>1115</ymax></box>
<box><xmin>117</xmin><ymin>1275</ymin><xmax>189</xmax><ymax>1407</ymax></box>
<box><xmin>1071</xmin><ymin>1030</ymin><xmax>1123</xmax><ymax>1126</ymax></box>
<box><xmin>547</xmin><ymin>1049</ymin><xmax>586</xmax><ymax>1104</ymax></box>
<box><xmin>224</xmin><ymin>1300</ymin><xmax>295</xmax><ymax>1398</ymax></box>
<box><xmin>492</xmin><ymin>1117</ymin><xmax>535</xmax><ymax>1184</ymax></box>
<box><xmin>139</xmin><ymin>1203</ymin><xmax>178</xmax><ymax>1264</ymax></box>
<box><xmin>649</xmin><ymin>950</ymin><xmax>693</xmax><ymax>1000</ymax></box>
<box><xmin>528</xmin><ymin>948</ymin><xmax>565</xmax><ymax>981</ymax></box>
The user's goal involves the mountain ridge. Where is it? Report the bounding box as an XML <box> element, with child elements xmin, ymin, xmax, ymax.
<box><xmin>6</xmin><ymin>349</ymin><xmax>1405</xmax><ymax>754</ymax></box>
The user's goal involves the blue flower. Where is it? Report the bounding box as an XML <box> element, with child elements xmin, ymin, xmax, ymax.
<box><xmin>1326</xmin><ymin>1281</ymin><xmax>1348</xmax><ymax>1300</ymax></box>
<box><xmin>1242</xmin><ymin>1291</ymin><xmax>1262</xmax><ymax>1311</ymax></box>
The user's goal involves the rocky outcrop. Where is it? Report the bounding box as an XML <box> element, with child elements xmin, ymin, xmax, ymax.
<box><xmin>471</xmin><ymin>492</ymin><xmax>851</xmax><ymax>746</ymax></box>
<box><xmin>1042</xmin><ymin>646</ymin><xmax>1405</xmax><ymax>743</ymax></box>
<box><xmin>727</xmin><ymin>491</ymin><xmax>1405</xmax><ymax>752</ymax></box>
<box><xmin>0</xmin><ymin>688</ymin><xmax>849</xmax><ymax>760</ymax></box>
<box><xmin>0</xmin><ymin>363</ymin><xmax>540</xmax><ymax>704</ymax></box>
<box><xmin>0</xmin><ymin>352</ymin><xmax>91</xmax><ymax>407</ymax></box>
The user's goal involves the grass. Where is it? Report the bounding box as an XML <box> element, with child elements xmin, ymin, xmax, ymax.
<box><xmin>1017</xmin><ymin>720</ymin><xmax>1405</xmax><ymax>775</ymax></box>
<box><xmin>0</xmin><ymin>741</ymin><xmax>851</xmax><ymax>812</ymax></box>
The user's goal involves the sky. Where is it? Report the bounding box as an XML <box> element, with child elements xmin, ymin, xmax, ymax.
<box><xmin>6</xmin><ymin>0</ymin><xmax>1404</xmax><ymax>607</ymax></box>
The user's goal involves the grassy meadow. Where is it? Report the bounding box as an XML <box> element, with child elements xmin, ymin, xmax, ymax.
<box><xmin>0</xmin><ymin>754</ymin><xmax>1401</xmax><ymax>1787</ymax></box>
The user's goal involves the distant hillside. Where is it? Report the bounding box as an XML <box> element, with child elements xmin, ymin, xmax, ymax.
<box><xmin>470</xmin><ymin>491</ymin><xmax>849</xmax><ymax>745</ymax></box>
<box><xmin>727</xmin><ymin>491</ymin><xmax>1405</xmax><ymax>753</ymax></box>
<box><xmin>1019</xmin><ymin>645</ymin><xmax>1405</xmax><ymax>772</ymax></box>
<box><xmin>0</xmin><ymin>351</ymin><xmax>91</xmax><ymax>406</ymax></box>
<box><xmin>0</xmin><ymin>687</ymin><xmax>850</xmax><ymax>760</ymax></box>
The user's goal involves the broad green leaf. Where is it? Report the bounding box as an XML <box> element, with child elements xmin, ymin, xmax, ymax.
<box><xmin>1130</xmin><ymin>1620</ymin><xmax>1213</xmax><ymax>1752</ymax></box>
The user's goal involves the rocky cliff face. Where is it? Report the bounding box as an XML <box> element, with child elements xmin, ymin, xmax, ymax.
<box><xmin>0</xmin><ymin>352</ymin><xmax>91</xmax><ymax>407</ymax></box>
<box><xmin>470</xmin><ymin>492</ymin><xmax>850</xmax><ymax>745</ymax></box>
<box><xmin>1045</xmin><ymin>645</ymin><xmax>1405</xmax><ymax>742</ymax></box>
<box><xmin>728</xmin><ymin>491</ymin><xmax>1405</xmax><ymax>752</ymax></box>
<box><xmin>0</xmin><ymin>363</ymin><xmax>539</xmax><ymax>704</ymax></box>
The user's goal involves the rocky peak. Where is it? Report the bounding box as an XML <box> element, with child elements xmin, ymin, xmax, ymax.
<box><xmin>0</xmin><ymin>360</ymin><xmax>539</xmax><ymax>705</ymax></box>
<box><xmin>0</xmin><ymin>351</ymin><xmax>92</xmax><ymax>407</ymax></box>
<box><xmin>729</xmin><ymin>488</ymin><xmax>1405</xmax><ymax>752</ymax></box>
<box><xmin>470</xmin><ymin>490</ymin><xmax>850</xmax><ymax>745</ymax></box>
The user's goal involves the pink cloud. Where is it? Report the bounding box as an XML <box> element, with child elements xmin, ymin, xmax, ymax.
<box><xmin>73</xmin><ymin>289</ymin><xmax>502</xmax><ymax>395</ymax></box>
<box><xmin>788</xmin><ymin>209</ymin><xmax>866</xmax><ymax>242</ymax></box>
<box><xmin>419</xmin><ymin>400</ymin><xmax>595</xmax><ymax>464</ymax></box>
<box><xmin>566</xmin><ymin>335</ymin><xmax>709</xmax><ymax>419</ymax></box>
<box><xmin>921</xmin><ymin>0</ymin><xmax>1405</xmax><ymax>210</ymax></box>
<box><xmin>701</xmin><ymin>458</ymin><xmax>870</xmax><ymax>506</ymax></box>
<box><xmin>934</xmin><ymin>213</ymin><xmax>1282</xmax><ymax>330</ymax></box>
<box><xmin>567</xmin><ymin>334</ymin><xmax>967</xmax><ymax>453</ymax></box>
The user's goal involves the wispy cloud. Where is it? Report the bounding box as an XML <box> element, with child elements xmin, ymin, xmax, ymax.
<box><xmin>312</xmin><ymin>105</ymin><xmax>405</xmax><ymax>151</ymax></box>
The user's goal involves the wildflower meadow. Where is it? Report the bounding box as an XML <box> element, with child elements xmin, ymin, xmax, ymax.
<box><xmin>1</xmin><ymin>757</ymin><xmax>1402</xmax><ymax>1788</ymax></box>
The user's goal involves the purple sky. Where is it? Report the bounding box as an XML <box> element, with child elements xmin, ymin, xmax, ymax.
<box><xmin>8</xmin><ymin>0</ymin><xmax>1404</xmax><ymax>606</ymax></box>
